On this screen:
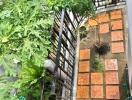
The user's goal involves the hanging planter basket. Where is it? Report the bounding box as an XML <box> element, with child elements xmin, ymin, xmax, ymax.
<box><xmin>79</xmin><ymin>26</ymin><xmax>88</xmax><ymax>40</ymax></box>
<box><xmin>93</xmin><ymin>41</ymin><xmax>110</xmax><ymax>55</ymax></box>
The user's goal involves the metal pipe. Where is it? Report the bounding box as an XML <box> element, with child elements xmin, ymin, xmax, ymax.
<box><xmin>44</xmin><ymin>59</ymin><xmax>67</xmax><ymax>80</ymax></box>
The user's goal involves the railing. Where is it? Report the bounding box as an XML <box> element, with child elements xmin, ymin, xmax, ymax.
<box><xmin>48</xmin><ymin>10</ymin><xmax>83</xmax><ymax>100</ymax></box>
<box><xmin>93</xmin><ymin>0</ymin><xmax>126</xmax><ymax>10</ymax></box>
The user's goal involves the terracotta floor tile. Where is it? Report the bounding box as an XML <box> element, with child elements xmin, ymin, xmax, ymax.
<box><xmin>105</xmin><ymin>59</ymin><xmax>118</xmax><ymax>71</ymax></box>
<box><xmin>111</xmin><ymin>20</ymin><xmax>123</xmax><ymax>30</ymax></box>
<box><xmin>80</xmin><ymin>49</ymin><xmax>90</xmax><ymax>60</ymax></box>
<box><xmin>79</xmin><ymin>61</ymin><xmax>90</xmax><ymax>72</ymax></box>
<box><xmin>105</xmin><ymin>72</ymin><xmax>119</xmax><ymax>84</ymax></box>
<box><xmin>111</xmin><ymin>31</ymin><xmax>123</xmax><ymax>41</ymax></box>
<box><xmin>99</xmin><ymin>23</ymin><xmax>109</xmax><ymax>34</ymax></box>
<box><xmin>91</xmin><ymin>86</ymin><xmax>104</xmax><ymax>98</ymax></box>
<box><xmin>110</xmin><ymin>10</ymin><xmax>122</xmax><ymax>19</ymax></box>
<box><xmin>91</xmin><ymin>73</ymin><xmax>103</xmax><ymax>84</ymax></box>
<box><xmin>88</xmin><ymin>19</ymin><xmax>98</xmax><ymax>26</ymax></box>
<box><xmin>77</xmin><ymin>86</ymin><xmax>89</xmax><ymax>99</ymax></box>
<box><xmin>98</xmin><ymin>13</ymin><xmax>109</xmax><ymax>23</ymax></box>
<box><xmin>78</xmin><ymin>73</ymin><xmax>89</xmax><ymax>85</ymax></box>
<box><xmin>111</xmin><ymin>42</ymin><xmax>124</xmax><ymax>53</ymax></box>
<box><xmin>106</xmin><ymin>86</ymin><xmax>120</xmax><ymax>99</ymax></box>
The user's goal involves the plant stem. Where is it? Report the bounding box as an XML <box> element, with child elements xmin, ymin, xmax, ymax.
<box><xmin>92</xmin><ymin>19</ymin><xmax>100</xmax><ymax>43</ymax></box>
<box><xmin>40</xmin><ymin>80</ymin><xmax>45</xmax><ymax>100</ymax></box>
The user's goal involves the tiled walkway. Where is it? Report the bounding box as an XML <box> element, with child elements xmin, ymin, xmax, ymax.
<box><xmin>76</xmin><ymin>9</ymin><xmax>126</xmax><ymax>100</ymax></box>
<box><xmin>77</xmin><ymin>49</ymin><xmax>120</xmax><ymax>99</ymax></box>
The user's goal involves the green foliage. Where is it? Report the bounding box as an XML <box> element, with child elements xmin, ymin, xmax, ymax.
<box><xmin>0</xmin><ymin>0</ymin><xmax>53</xmax><ymax>99</ymax></box>
<box><xmin>0</xmin><ymin>0</ymin><xmax>52</xmax><ymax>67</ymax></box>
<box><xmin>48</xmin><ymin>0</ymin><xmax>95</xmax><ymax>16</ymax></box>
<box><xmin>91</xmin><ymin>57</ymin><xmax>104</xmax><ymax>72</ymax></box>
<box><xmin>0</xmin><ymin>0</ymin><xmax>95</xmax><ymax>99</ymax></box>
<box><xmin>79</xmin><ymin>26</ymin><xmax>88</xmax><ymax>39</ymax></box>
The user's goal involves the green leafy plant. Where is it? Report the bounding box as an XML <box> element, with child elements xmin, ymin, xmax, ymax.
<box><xmin>0</xmin><ymin>0</ymin><xmax>95</xmax><ymax>100</ymax></box>
<box><xmin>91</xmin><ymin>57</ymin><xmax>104</xmax><ymax>72</ymax></box>
<box><xmin>0</xmin><ymin>0</ymin><xmax>53</xmax><ymax>99</ymax></box>
<box><xmin>79</xmin><ymin>26</ymin><xmax>88</xmax><ymax>39</ymax></box>
<box><xmin>48</xmin><ymin>0</ymin><xmax>95</xmax><ymax>16</ymax></box>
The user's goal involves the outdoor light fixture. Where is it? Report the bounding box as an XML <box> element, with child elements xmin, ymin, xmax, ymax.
<box><xmin>44</xmin><ymin>59</ymin><xmax>66</xmax><ymax>80</ymax></box>
<box><xmin>44</xmin><ymin>59</ymin><xmax>57</xmax><ymax>100</ymax></box>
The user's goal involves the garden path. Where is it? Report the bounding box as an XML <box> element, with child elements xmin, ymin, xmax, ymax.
<box><xmin>76</xmin><ymin>9</ymin><xmax>128</xmax><ymax>100</ymax></box>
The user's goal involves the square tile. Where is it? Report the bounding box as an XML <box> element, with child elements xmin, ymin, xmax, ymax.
<box><xmin>111</xmin><ymin>20</ymin><xmax>123</xmax><ymax>30</ymax></box>
<box><xmin>98</xmin><ymin>13</ymin><xmax>109</xmax><ymax>23</ymax></box>
<box><xmin>105</xmin><ymin>59</ymin><xmax>118</xmax><ymax>71</ymax></box>
<box><xmin>111</xmin><ymin>42</ymin><xmax>124</xmax><ymax>53</ymax></box>
<box><xmin>99</xmin><ymin>23</ymin><xmax>109</xmax><ymax>34</ymax></box>
<box><xmin>91</xmin><ymin>86</ymin><xmax>104</xmax><ymax>98</ymax></box>
<box><xmin>77</xmin><ymin>86</ymin><xmax>89</xmax><ymax>99</ymax></box>
<box><xmin>91</xmin><ymin>73</ymin><xmax>103</xmax><ymax>84</ymax></box>
<box><xmin>78</xmin><ymin>73</ymin><xmax>89</xmax><ymax>85</ymax></box>
<box><xmin>79</xmin><ymin>61</ymin><xmax>90</xmax><ymax>72</ymax></box>
<box><xmin>88</xmin><ymin>19</ymin><xmax>98</xmax><ymax>26</ymax></box>
<box><xmin>105</xmin><ymin>72</ymin><xmax>119</xmax><ymax>84</ymax></box>
<box><xmin>106</xmin><ymin>86</ymin><xmax>120</xmax><ymax>99</ymax></box>
<box><xmin>111</xmin><ymin>31</ymin><xmax>123</xmax><ymax>41</ymax></box>
<box><xmin>110</xmin><ymin>10</ymin><xmax>122</xmax><ymax>19</ymax></box>
<box><xmin>80</xmin><ymin>49</ymin><xmax>90</xmax><ymax>60</ymax></box>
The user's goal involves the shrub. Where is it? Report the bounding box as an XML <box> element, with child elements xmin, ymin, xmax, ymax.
<box><xmin>91</xmin><ymin>57</ymin><xmax>104</xmax><ymax>72</ymax></box>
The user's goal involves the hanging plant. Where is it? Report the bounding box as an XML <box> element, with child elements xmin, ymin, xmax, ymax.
<box><xmin>93</xmin><ymin>41</ymin><xmax>110</xmax><ymax>55</ymax></box>
<box><xmin>79</xmin><ymin>26</ymin><xmax>88</xmax><ymax>39</ymax></box>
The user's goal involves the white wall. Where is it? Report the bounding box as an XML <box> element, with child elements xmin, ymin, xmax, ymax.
<box><xmin>126</xmin><ymin>0</ymin><xmax>132</xmax><ymax>95</ymax></box>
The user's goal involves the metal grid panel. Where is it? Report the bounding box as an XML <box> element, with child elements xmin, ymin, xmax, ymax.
<box><xmin>48</xmin><ymin>10</ymin><xmax>81</xmax><ymax>100</ymax></box>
